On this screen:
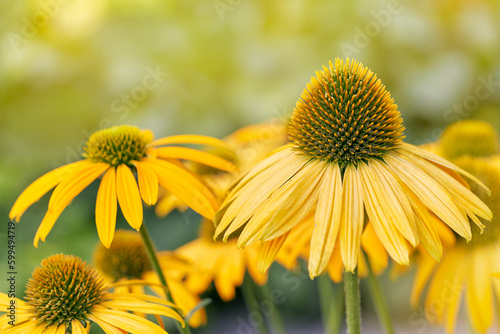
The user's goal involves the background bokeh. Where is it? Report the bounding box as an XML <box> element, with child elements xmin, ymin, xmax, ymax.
<box><xmin>1</xmin><ymin>0</ymin><xmax>500</xmax><ymax>333</ymax></box>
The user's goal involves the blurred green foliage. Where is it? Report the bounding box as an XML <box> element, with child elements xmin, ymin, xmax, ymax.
<box><xmin>1</xmin><ymin>0</ymin><xmax>499</xmax><ymax>332</ymax></box>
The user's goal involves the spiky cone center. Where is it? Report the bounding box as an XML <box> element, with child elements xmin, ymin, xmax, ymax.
<box><xmin>25</xmin><ymin>254</ymin><xmax>105</xmax><ymax>328</ymax></box>
<box><xmin>455</xmin><ymin>157</ymin><xmax>500</xmax><ymax>246</ymax></box>
<box><xmin>439</xmin><ymin>120</ymin><xmax>499</xmax><ymax>160</ymax></box>
<box><xmin>93</xmin><ymin>230</ymin><xmax>152</xmax><ymax>281</ymax></box>
<box><xmin>288</xmin><ymin>58</ymin><xmax>405</xmax><ymax>168</ymax></box>
<box><xmin>83</xmin><ymin>125</ymin><xmax>153</xmax><ymax>166</ymax></box>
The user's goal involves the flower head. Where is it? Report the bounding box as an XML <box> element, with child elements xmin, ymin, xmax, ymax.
<box><xmin>9</xmin><ymin>125</ymin><xmax>236</xmax><ymax>248</ymax></box>
<box><xmin>214</xmin><ymin>58</ymin><xmax>492</xmax><ymax>278</ymax></box>
<box><xmin>93</xmin><ymin>230</ymin><xmax>206</xmax><ymax>327</ymax></box>
<box><xmin>0</xmin><ymin>254</ymin><xmax>184</xmax><ymax>333</ymax></box>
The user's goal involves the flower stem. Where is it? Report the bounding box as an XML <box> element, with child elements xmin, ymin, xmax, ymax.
<box><xmin>241</xmin><ymin>276</ymin><xmax>270</xmax><ymax>334</ymax></box>
<box><xmin>254</xmin><ymin>282</ymin><xmax>287</xmax><ymax>334</ymax></box>
<box><xmin>344</xmin><ymin>268</ymin><xmax>361</xmax><ymax>334</ymax></box>
<box><xmin>318</xmin><ymin>274</ymin><xmax>344</xmax><ymax>333</ymax></box>
<box><xmin>363</xmin><ymin>252</ymin><xmax>394</xmax><ymax>334</ymax></box>
<box><xmin>139</xmin><ymin>224</ymin><xmax>191</xmax><ymax>334</ymax></box>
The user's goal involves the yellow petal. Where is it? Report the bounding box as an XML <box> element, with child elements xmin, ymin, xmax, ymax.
<box><xmin>92</xmin><ymin>305</ymin><xmax>181</xmax><ymax>334</ymax></box>
<box><xmin>340</xmin><ymin>165</ymin><xmax>364</xmax><ymax>272</ymax></box>
<box><xmin>400</xmin><ymin>143</ymin><xmax>490</xmax><ymax>193</ymax></box>
<box><xmin>215</xmin><ymin>149</ymin><xmax>306</xmax><ymax>240</ymax></box>
<box><xmin>142</xmin><ymin>158</ymin><xmax>218</xmax><ymax>219</ymax></box>
<box><xmin>87</xmin><ymin>314</ymin><xmax>124</xmax><ymax>334</ymax></box>
<box><xmin>116</xmin><ymin>164</ymin><xmax>143</xmax><ymax>230</ymax></box>
<box><xmin>257</xmin><ymin>231</ymin><xmax>290</xmax><ymax>273</ymax></box>
<box><xmin>72</xmin><ymin>319</ymin><xmax>88</xmax><ymax>334</ymax></box>
<box><xmin>155</xmin><ymin>192</ymin><xmax>187</xmax><ymax>217</ymax></box>
<box><xmin>33</xmin><ymin>204</ymin><xmax>66</xmax><ymax>247</ymax></box>
<box><xmin>385</xmin><ymin>153</ymin><xmax>472</xmax><ymax>241</ymax></box>
<box><xmin>9</xmin><ymin>161</ymin><xmax>82</xmax><ymax>221</ymax></box>
<box><xmin>133</xmin><ymin>161</ymin><xmax>159</xmax><ymax>206</ymax></box>
<box><xmin>358</xmin><ymin>162</ymin><xmax>409</xmax><ymax>265</ymax></box>
<box><xmin>48</xmin><ymin>161</ymin><xmax>109</xmax><ymax>213</ymax></box>
<box><xmin>155</xmin><ymin>147</ymin><xmax>237</xmax><ymax>172</ymax></box>
<box><xmin>410</xmin><ymin>251</ymin><xmax>438</xmax><ymax>307</ymax></box>
<box><xmin>361</xmin><ymin>223</ymin><xmax>388</xmax><ymax>275</ymax></box>
<box><xmin>309</xmin><ymin>163</ymin><xmax>343</xmax><ymax>278</ymax></box>
<box><xmin>237</xmin><ymin>159</ymin><xmax>324</xmax><ymax>246</ymax></box>
<box><xmin>151</xmin><ymin>134</ymin><xmax>234</xmax><ymax>152</ymax></box>
<box><xmin>467</xmin><ymin>248</ymin><xmax>493</xmax><ymax>333</ymax></box>
<box><xmin>100</xmin><ymin>299</ymin><xmax>184</xmax><ymax>324</ymax></box>
<box><xmin>96</xmin><ymin>168</ymin><xmax>117</xmax><ymax>248</ymax></box>
<box><xmin>245</xmin><ymin>245</ymin><xmax>268</xmax><ymax>285</ymax></box>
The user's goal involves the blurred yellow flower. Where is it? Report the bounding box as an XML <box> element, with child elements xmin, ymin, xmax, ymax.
<box><xmin>412</xmin><ymin>156</ymin><xmax>500</xmax><ymax>334</ymax></box>
<box><xmin>173</xmin><ymin>219</ymin><xmax>267</xmax><ymax>302</ymax></box>
<box><xmin>93</xmin><ymin>230</ymin><xmax>206</xmax><ymax>328</ymax></box>
<box><xmin>155</xmin><ymin>119</ymin><xmax>287</xmax><ymax>218</ymax></box>
<box><xmin>9</xmin><ymin>125</ymin><xmax>236</xmax><ymax>248</ymax></box>
<box><xmin>411</xmin><ymin>120</ymin><xmax>500</xmax><ymax>334</ymax></box>
<box><xmin>0</xmin><ymin>254</ymin><xmax>184</xmax><ymax>334</ymax></box>
<box><xmin>214</xmin><ymin>58</ymin><xmax>492</xmax><ymax>278</ymax></box>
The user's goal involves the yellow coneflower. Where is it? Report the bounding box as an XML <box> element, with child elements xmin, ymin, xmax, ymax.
<box><xmin>411</xmin><ymin>120</ymin><xmax>500</xmax><ymax>334</ymax></box>
<box><xmin>93</xmin><ymin>230</ymin><xmax>206</xmax><ymax>328</ymax></box>
<box><xmin>172</xmin><ymin>219</ymin><xmax>267</xmax><ymax>302</ymax></box>
<box><xmin>0</xmin><ymin>254</ymin><xmax>184</xmax><ymax>334</ymax></box>
<box><xmin>9</xmin><ymin>125</ymin><xmax>236</xmax><ymax>248</ymax></box>
<box><xmin>155</xmin><ymin>120</ymin><xmax>288</xmax><ymax>218</ymax></box>
<box><xmin>214</xmin><ymin>58</ymin><xmax>492</xmax><ymax>278</ymax></box>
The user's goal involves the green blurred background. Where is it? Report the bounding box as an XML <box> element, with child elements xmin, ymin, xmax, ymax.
<box><xmin>1</xmin><ymin>0</ymin><xmax>500</xmax><ymax>332</ymax></box>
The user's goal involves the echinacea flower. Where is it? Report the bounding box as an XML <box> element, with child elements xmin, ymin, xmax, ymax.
<box><xmin>9</xmin><ymin>125</ymin><xmax>236</xmax><ymax>247</ymax></box>
<box><xmin>411</xmin><ymin>120</ymin><xmax>500</xmax><ymax>334</ymax></box>
<box><xmin>93</xmin><ymin>230</ymin><xmax>206</xmax><ymax>327</ymax></box>
<box><xmin>172</xmin><ymin>219</ymin><xmax>267</xmax><ymax>302</ymax></box>
<box><xmin>0</xmin><ymin>254</ymin><xmax>184</xmax><ymax>334</ymax></box>
<box><xmin>214</xmin><ymin>58</ymin><xmax>492</xmax><ymax>278</ymax></box>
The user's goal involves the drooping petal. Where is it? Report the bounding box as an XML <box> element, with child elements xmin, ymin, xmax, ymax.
<box><xmin>340</xmin><ymin>165</ymin><xmax>364</xmax><ymax>272</ymax></box>
<box><xmin>361</xmin><ymin>223</ymin><xmax>388</xmax><ymax>275</ymax></box>
<box><xmin>141</xmin><ymin>158</ymin><xmax>218</xmax><ymax>219</ymax></box>
<box><xmin>309</xmin><ymin>163</ymin><xmax>343</xmax><ymax>278</ymax></box>
<box><xmin>116</xmin><ymin>164</ymin><xmax>143</xmax><ymax>230</ymax></box>
<box><xmin>358</xmin><ymin>162</ymin><xmax>410</xmax><ymax>265</ymax></box>
<box><xmin>155</xmin><ymin>147</ymin><xmax>237</xmax><ymax>172</ymax></box>
<box><xmin>410</xmin><ymin>251</ymin><xmax>438</xmax><ymax>307</ymax></box>
<box><xmin>96</xmin><ymin>168</ymin><xmax>117</xmax><ymax>248</ymax></box>
<box><xmin>133</xmin><ymin>161</ymin><xmax>159</xmax><ymax>206</ymax></box>
<box><xmin>71</xmin><ymin>319</ymin><xmax>88</xmax><ymax>334</ymax></box>
<box><xmin>237</xmin><ymin>159</ymin><xmax>325</xmax><ymax>246</ymax></box>
<box><xmin>385</xmin><ymin>153</ymin><xmax>472</xmax><ymax>241</ymax></box>
<box><xmin>33</xmin><ymin>204</ymin><xmax>66</xmax><ymax>247</ymax></box>
<box><xmin>257</xmin><ymin>231</ymin><xmax>290</xmax><ymax>273</ymax></box>
<box><xmin>9</xmin><ymin>161</ymin><xmax>82</xmax><ymax>221</ymax></box>
<box><xmin>48</xmin><ymin>161</ymin><xmax>109</xmax><ymax>213</ymax></box>
<box><xmin>87</xmin><ymin>314</ymin><xmax>124</xmax><ymax>334</ymax></box>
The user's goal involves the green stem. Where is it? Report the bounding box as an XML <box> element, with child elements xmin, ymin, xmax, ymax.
<box><xmin>241</xmin><ymin>277</ymin><xmax>270</xmax><ymax>334</ymax></box>
<box><xmin>254</xmin><ymin>282</ymin><xmax>287</xmax><ymax>334</ymax></box>
<box><xmin>318</xmin><ymin>274</ymin><xmax>344</xmax><ymax>333</ymax></box>
<box><xmin>139</xmin><ymin>224</ymin><xmax>191</xmax><ymax>334</ymax></box>
<box><xmin>363</xmin><ymin>252</ymin><xmax>394</xmax><ymax>334</ymax></box>
<box><xmin>344</xmin><ymin>268</ymin><xmax>361</xmax><ymax>334</ymax></box>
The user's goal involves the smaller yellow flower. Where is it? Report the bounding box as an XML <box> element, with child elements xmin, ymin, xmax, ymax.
<box><xmin>93</xmin><ymin>230</ymin><xmax>206</xmax><ymax>328</ymax></box>
<box><xmin>9</xmin><ymin>125</ymin><xmax>236</xmax><ymax>248</ymax></box>
<box><xmin>0</xmin><ymin>254</ymin><xmax>184</xmax><ymax>334</ymax></box>
<box><xmin>173</xmin><ymin>219</ymin><xmax>267</xmax><ymax>302</ymax></box>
